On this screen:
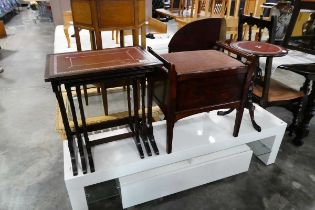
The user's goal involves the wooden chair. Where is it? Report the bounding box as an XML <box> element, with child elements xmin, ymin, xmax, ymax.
<box><xmin>238</xmin><ymin>11</ymin><xmax>305</xmax><ymax>131</ymax></box>
<box><xmin>149</xmin><ymin>18</ymin><xmax>257</xmax><ymax>153</ymax></box>
<box><xmin>149</xmin><ymin>45</ymin><xmax>255</xmax><ymax>154</ymax></box>
<box><xmin>277</xmin><ymin>63</ymin><xmax>315</xmax><ymax>138</ymax></box>
<box><xmin>152</xmin><ymin>18</ymin><xmax>226</xmax><ymax>115</ymax></box>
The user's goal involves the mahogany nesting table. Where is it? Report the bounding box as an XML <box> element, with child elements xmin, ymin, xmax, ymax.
<box><xmin>45</xmin><ymin>46</ymin><xmax>163</xmax><ymax>176</ymax></box>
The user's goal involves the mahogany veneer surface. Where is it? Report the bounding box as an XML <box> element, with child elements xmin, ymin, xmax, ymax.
<box><xmin>161</xmin><ymin>50</ymin><xmax>245</xmax><ymax>75</ymax></box>
<box><xmin>45</xmin><ymin>47</ymin><xmax>162</xmax><ymax>81</ymax></box>
<box><xmin>160</xmin><ymin>50</ymin><xmax>247</xmax><ymax>111</ymax></box>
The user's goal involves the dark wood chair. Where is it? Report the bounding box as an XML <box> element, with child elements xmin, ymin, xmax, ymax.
<box><xmin>148</xmin><ymin>18</ymin><xmax>257</xmax><ymax>153</ymax></box>
<box><xmin>238</xmin><ymin>11</ymin><xmax>305</xmax><ymax>133</ymax></box>
<box><xmin>238</xmin><ymin>11</ymin><xmax>304</xmax><ymax>107</ymax></box>
<box><xmin>149</xmin><ymin>45</ymin><xmax>256</xmax><ymax>154</ymax></box>
<box><xmin>152</xmin><ymin>18</ymin><xmax>227</xmax><ymax>115</ymax></box>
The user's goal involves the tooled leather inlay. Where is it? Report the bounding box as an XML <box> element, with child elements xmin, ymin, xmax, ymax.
<box><xmin>231</xmin><ymin>41</ymin><xmax>287</xmax><ymax>56</ymax></box>
<box><xmin>53</xmin><ymin>47</ymin><xmax>159</xmax><ymax>76</ymax></box>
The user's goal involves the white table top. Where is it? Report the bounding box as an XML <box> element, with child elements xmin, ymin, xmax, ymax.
<box><xmin>64</xmin><ymin>105</ymin><xmax>286</xmax><ymax>181</ymax></box>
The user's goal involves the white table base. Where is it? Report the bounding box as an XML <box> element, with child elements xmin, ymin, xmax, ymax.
<box><xmin>64</xmin><ymin>105</ymin><xmax>286</xmax><ymax>210</ymax></box>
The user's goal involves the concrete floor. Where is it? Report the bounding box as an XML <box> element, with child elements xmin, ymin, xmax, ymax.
<box><xmin>0</xmin><ymin>10</ymin><xmax>315</xmax><ymax>210</ymax></box>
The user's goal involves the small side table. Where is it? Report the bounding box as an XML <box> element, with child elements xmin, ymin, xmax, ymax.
<box><xmin>229</xmin><ymin>41</ymin><xmax>288</xmax><ymax>131</ymax></box>
<box><xmin>45</xmin><ymin>46</ymin><xmax>163</xmax><ymax>176</ymax></box>
<box><xmin>278</xmin><ymin>63</ymin><xmax>315</xmax><ymax>146</ymax></box>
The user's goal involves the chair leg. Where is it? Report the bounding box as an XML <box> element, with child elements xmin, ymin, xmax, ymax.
<box><xmin>120</xmin><ymin>30</ymin><xmax>125</xmax><ymax>47</ymax></box>
<box><xmin>89</xmin><ymin>30</ymin><xmax>96</xmax><ymax>50</ymax></box>
<box><xmin>132</xmin><ymin>28</ymin><xmax>139</xmax><ymax>46</ymax></box>
<box><xmin>64</xmin><ymin>28</ymin><xmax>70</xmax><ymax>48</ymax></box>
<box><xmin>289</xmin><ymin>79</ymin><xmax>310</xmax><ymax>135</ymax></box>
<box><xmin>83</xmin><ymin>85</ymin><xmax>88</xmax><ymax>106</ymax></box>
<box><xmin>74</xmin><ymin>26</ymin><xmax>81</xmax><ymax>51</ymax></box>
<box><xmin>166</xmin><ymin>119</ymin><xmax>175</xmax><ymax>154</ymax></box>
<box><xmin>116</xmin><ymin>30</ymin><xmax>119</xmax><ymax>44</ymax></box>
<box><xmin>288</xmin><ymin>101</ymin><xmax>304</xmax><ymax>136</ymax></box>
<box><xmin>141</xmin><ymin>25</ymin><xmax>146</xmax><ymax>48</ymax></box>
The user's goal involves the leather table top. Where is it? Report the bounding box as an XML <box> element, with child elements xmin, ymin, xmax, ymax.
<box><xmin>230</xmin><ymin>41</ymin><xmax>288</xmax><ymax>57</ymax></box>
<box><xmin>45</xmin><ymin>46</ymin><xmax>162</xmax><ymax>82</ymax></box>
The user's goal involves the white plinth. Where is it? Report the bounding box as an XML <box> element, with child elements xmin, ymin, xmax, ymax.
<box><xmin>120</xmin><ymin>144</ymin><xmax>253</xmax><ymax>208</ymax></box>
<box><xmin>64</xmin><ymin>105</ymin><xmax>286</xmax><ymax>210</ymax></box>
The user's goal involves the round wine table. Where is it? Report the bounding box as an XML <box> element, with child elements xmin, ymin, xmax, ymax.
<box><xmin>231</xmin><ymin>41</ymin><xmax>289</xmax><ymax>108</ymax></box>
<box><xmin>230</xmin><ymin>41</ymin><xmax>288</xmax><ymax>57</ymax></box>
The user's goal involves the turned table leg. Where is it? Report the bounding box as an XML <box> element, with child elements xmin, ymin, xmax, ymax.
<box><xmin>52</xmin><ymin>83</ymin><xmax>78</xmax><ymax>176</ymax></box>
<box><xmin>147</xmin><ymin>75</ymin><xmax>159</xmax><ymax>155</ymax></box>
<box><xmin>75</xmin><ymin>85</ymin><xmax>95</xmax><ymax>173</ymax></box>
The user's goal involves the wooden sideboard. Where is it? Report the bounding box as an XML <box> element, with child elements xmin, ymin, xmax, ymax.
<box><xmin>70</xmin><ymin>0</ymin><xmax>147</xmax><ymax>51</ymax></box>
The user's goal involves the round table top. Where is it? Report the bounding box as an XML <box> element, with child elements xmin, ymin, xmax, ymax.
<box><xmin>230</xmin><ymin>41</ymin><xmax>288</xmax><ymax>57</ymax></box>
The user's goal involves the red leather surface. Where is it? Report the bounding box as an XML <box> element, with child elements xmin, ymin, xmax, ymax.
<box><xmin>230</xmin><ymin>41</ymin><xmax>288</xmax><ymax>57</ymax></box>
<box><xmin>45</xmin><ymin>47</ymin><xmax>161</xmax><ymax>80</ymax></box>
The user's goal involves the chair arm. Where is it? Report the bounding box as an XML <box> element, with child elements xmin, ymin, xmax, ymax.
<box><xmin>278</xmin><ymin>63</ymin><xmax>315</xmax><ymax>78</ymax></box>
<box><xmin>147</xmin><ymin>46</ymin><xmax>172</xmax><ymax>71</ymax></box>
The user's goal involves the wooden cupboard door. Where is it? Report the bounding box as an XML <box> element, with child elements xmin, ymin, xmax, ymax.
<box><xmin>176</xmin><ymin>73</ymin><xmax>246</xmax><ymax>111</ymax></box>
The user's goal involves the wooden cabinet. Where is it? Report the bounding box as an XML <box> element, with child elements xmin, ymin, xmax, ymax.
<box><xmin>70</xmin><ymin>0</ymin><xmax>147</xmax><ymax>51</ymax></box>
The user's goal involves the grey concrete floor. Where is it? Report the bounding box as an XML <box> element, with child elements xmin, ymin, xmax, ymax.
<box><xmin>1</xmin><ymin>9</ymin><xmax>315</xmax><ymax>210</ymax></box>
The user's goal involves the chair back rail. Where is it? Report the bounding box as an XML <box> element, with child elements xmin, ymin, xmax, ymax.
<box><xmin>168</xmin><ymin>18</ymin><xmax>226</xmax><ymax>53</ymax></box>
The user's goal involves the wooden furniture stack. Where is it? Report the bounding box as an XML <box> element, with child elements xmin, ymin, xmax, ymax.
<box><xmin>70</xmin><ymin>0</ymin><xmax>146</xmax><ymax>51</ymax></box>
<box><xmin>45</xmin><ymin>47</ymin><xmax>163</xmax><ymax>175</ymax></box>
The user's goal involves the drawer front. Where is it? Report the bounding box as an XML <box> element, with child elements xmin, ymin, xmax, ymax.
<box><xmin>176</xmin><ymin>73</ymin><xmax>246</xmax><ymax>111</ymax></box>
<box><xmin>120</xmin><ymin>146</ymin><xmax>252</xmax><ymax>208</ymax></box>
